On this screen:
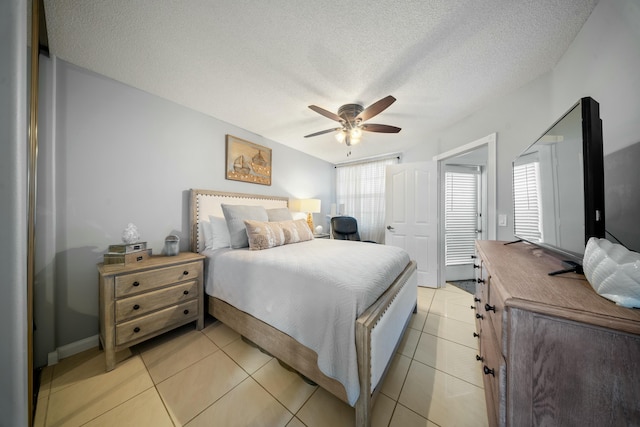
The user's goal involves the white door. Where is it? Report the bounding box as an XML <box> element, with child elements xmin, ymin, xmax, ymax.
<box><xmin>385</xmin><ymin>162</ymin><xmax>439</xmax><ymax>288</ymax></box>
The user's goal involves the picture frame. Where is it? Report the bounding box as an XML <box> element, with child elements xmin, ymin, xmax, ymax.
<box><xmin>225</xmin><ymin>135</ymin><xmax>272</xmax><ymax>186</ymax></box>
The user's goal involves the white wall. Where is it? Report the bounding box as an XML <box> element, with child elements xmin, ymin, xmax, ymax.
<box><xmin>34</xmin><ymin>57</ymin><xmax>335</xmax><ymax>366</ymax></box>
<box><xmin>405</xmin><ymin>0</ymin><xmax>640</xmax><ymax>242</ymax></box>
<box><xmin>1</xmin><ymin>0</ymin><xmax>29</xmax><ymax>425</ymax></box>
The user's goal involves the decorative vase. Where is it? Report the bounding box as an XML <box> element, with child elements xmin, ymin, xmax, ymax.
<box><xmin>164</xmin><ymin>235</ymin><xmax>180</xmax><ymax>256</ymax></box>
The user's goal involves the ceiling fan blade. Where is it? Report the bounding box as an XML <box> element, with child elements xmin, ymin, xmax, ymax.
<box><xmin>361</xmin><ymin>123</ymin><xmax>401</xmax><ymax>133</ymax></box>
<box><xmin>355</xmin><ymin>95</ymin><xmax>396</xmax><ymax>122</ymax></box>
<box><xmin>304</xmin><ymin>128</ymin><xmax>342</xmax><ymax>138</ymax></box>
<box><xmin>308</xmin><ymin>105</ymin><xmax>343</xmax><ymax>122</ymax></box>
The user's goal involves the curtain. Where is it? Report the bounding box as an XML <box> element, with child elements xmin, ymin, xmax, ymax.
<box><xmin>335</xmin><ymin>157</ymin><xmax>398</xmax><ymax>243</ymax></box>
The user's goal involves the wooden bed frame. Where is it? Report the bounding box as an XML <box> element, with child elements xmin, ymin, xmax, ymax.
<box><xmin>189</xmin><ymin>189</ymin><xmax>417</xmax><ymax>427</ymax></box>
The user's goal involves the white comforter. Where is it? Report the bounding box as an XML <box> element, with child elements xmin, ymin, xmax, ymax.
<box><xmin>204</xmin><ymin>238</ymin><xmax>410</xmax><ymax>405</ymax></box>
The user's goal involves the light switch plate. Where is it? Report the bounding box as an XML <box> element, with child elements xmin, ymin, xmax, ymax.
<box><xmin>498</xmin><ymin>214</ymin><xmax>507</xmax><ymax>227</ymax></box>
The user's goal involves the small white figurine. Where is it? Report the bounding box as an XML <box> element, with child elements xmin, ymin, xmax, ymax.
<box><xmin>121</xmin><ymin>223</ymin><xmax>140</xmax><ymax>244</ymax></box>
<box><xmin>315</xmin><ymin>225</ymin><xmax>323</xmax><ymax>234</ymax></box>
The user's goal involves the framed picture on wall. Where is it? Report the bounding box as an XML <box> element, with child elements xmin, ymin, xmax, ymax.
<box><xmin>225</xmin><ymin>135</ymin><xmax>272</xmax><ymax>186</ymax></box>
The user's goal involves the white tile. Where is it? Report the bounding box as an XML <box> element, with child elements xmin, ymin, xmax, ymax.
<box><xmin>82</xmin><ymin>387</ymin><xmax>173</xmax><ymax>427</ymax></box>
<box><xmin>413</xmin><ymin>332</ymin><xmax>483</xmax><ymax>387</ymax></box>
<box><xmin>186</xmin><ymin>378</ymin><xmax>292</xmax><ymax>427</ymax></box>
<box><xmin>202</xmin><ymin>321</ymin><xmax>241</xmax><ymax>348</ymax></box>
<box><xmin>222</xmin><ymin>337</ymin><xmax>273</xmax><ymax>374</ymax></box>
<box><xmin>423</xmin><ymin>312</ymin><xmax>478</xmax><ymax>349</ymax></box>
<box><xmin>252</xmin><ymin>358</ymin><xmax>317</xmax><ymax>414</ymax></box>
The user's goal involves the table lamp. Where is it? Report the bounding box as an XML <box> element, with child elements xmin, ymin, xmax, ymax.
<box><xmin>291</xmin><ymin>199</ymin><xmax>321</xmax><ymax>231</ymax></box>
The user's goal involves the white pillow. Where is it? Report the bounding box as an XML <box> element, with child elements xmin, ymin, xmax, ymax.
<box><xmin>208</xmin><ymin>215</ymin><xmax>231</xmax><ymax>249</ymax></box>
<box><xmin>202</xmin><ymin>220</ymin><xmax>214</xmax><ymax>250</ymax></box>
<box><xmin>221</xmin><ymin>204</ymin><xmax>269</xmax><ymax>248</ymax></box>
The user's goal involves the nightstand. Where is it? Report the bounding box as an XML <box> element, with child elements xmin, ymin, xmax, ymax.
<box><xmin>313</xmin><ymin>233</ymin><xmax>331</xmax><ymax>239</ymax></box>
<box><xmin>98</xmin><ymin>252</ymin><xmax>206</xmax><ymax>371</ymax></box>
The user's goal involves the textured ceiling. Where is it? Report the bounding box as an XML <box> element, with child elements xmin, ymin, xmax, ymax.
<box><xmin>43</xmin><ymin>0</ymin><xmax>598</xmax><ymax>163</ymax></box>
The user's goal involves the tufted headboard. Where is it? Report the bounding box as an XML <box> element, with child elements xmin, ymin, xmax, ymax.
<box><xmin>189</xmin><ymin>189</ymin><xmax>289</xmax><ymax>253</ymax></box>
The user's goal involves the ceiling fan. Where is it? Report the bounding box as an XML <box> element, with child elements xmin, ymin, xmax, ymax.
<box><xmin>304</xmin><ymin>95</ymin><xmax>401</xmax><ymax>146</ymax></box>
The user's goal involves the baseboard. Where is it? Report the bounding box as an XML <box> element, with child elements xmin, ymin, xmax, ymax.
<box><xmin>47</xmin><ymin>334</ymin><xmax>100</xmax><ymax>366</ymax></box>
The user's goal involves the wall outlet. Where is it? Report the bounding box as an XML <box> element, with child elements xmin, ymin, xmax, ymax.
<box><xmin>498</xmin><ymin>214</ymin><xmax>508</xmax><ymax>227</ymax></box>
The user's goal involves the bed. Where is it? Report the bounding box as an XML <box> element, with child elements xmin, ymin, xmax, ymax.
<box><xmin>189</xmin><ymin>189</ymin><xmax>417</xmax><ymax>427</ymax></box>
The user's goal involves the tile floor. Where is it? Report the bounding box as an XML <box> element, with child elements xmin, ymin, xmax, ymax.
<box><xmin>34</xmin><ymin>284</ymin><xmax>488</xmax><ymax>427</ymax></box>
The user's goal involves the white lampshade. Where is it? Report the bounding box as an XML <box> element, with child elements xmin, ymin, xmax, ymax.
<box><xmin>292</xmin><ymin>198</ymin><xmax>321</xmax><ymax>213</ymax></box>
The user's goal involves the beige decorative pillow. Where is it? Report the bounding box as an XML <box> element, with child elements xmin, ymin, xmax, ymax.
<box><xmin>244</xmin><ymin>220</ymin><xmax>286</xmax><ymax>250</ymax></box>
<box><xmin>281</xmin><ymin>219</ymin><xmax>314</xmax><ymax>244</ymax></box>
<box><xmin>244</xmin><ymin>219</ymin><xmax>314</xmax><ymax>250</ymax></box>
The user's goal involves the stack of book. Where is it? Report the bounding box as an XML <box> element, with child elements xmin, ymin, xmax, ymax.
<box><xmin>103</xmin><ymin>242</ymin><xmax>152</xmax><ymax>269</ymax></box>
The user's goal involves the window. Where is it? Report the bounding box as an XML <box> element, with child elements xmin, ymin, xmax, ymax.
<box><xmin>445</xmin><ymin>166</ymin><xmax>480</xmax><ymax>266</ymax></box>
<box><xmin>335</xmin><ymin>157</ymin><xmax>398</xmax><ymax>242</ymax></box>
<box><xmin>513</xmin><ymin>161</ymin><xmax>542</xmax><ymax>241</ymax></box>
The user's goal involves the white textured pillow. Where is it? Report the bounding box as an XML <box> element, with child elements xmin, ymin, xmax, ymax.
<box><xmin>267</xmin><ymin>207</ymin><xmax>293</xmax><ymax>222</ymax></box>
<box><xmin>208</xmin><ymin>215</ymin><xmax>231</xmax><ymax>249</ymax></box>
<box><xmin>221</xmin><ymin>204</ymin><xmax>269</xmax><ymax>248</ymax></box>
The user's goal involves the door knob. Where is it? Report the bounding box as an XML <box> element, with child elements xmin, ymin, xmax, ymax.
<box><xmin>387</xmin><ymin>225</ymin><xmax>394</xmax><ymax>230</ymax></box>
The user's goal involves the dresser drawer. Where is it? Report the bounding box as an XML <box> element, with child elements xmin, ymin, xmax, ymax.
<box><xmin>485</xmin><ymin>276</ymin><xmax>506</xmax><ymax>354</ymax></box>
<box><xmin>114</xmin><ymin>261</ymin><xmax>201</xmax><ymax>297</ymax></box>
<box><xmin>114</xmin><ymin>280</ymin><xmax>198</xmax><ymax>322</ymax></box>
<box><xmin>116</xmin><ymin>299</ymin><xmax>198</xmax><ymax>346</ymax></box>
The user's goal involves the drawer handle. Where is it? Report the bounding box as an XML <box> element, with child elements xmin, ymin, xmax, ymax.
<box><xmin>476</xmin><ymin>313</ymin><xmax>484</xmax><ymax>320</ymax></box>
<box><xmin>476</xmin><ymin>355</ymin><xmax>484</xmax><ymax>362</ymax></box>
<box><xmin>485</xmin><ymin>303</ymin><xmax>496</xmax><ymax>312</ymax></box>
<box><xmin>473</xmin><ymin>264</ymin><xmax>480</xmax><ymax>269</ymax></box>
<box><xmin>476</xmin><ymin>278</ymin><xmax>485</xmax><ymax>284</ymax></box>
<box><xmin>133</xmin><ymin>327</ymin><xmax>140</xmax><ymax>333</ymax></box>
<box><xmin>183</xmin><ymin>309</ymin><xmax>189</xmax><ymax>315</ymax></box>
<box><xmin>183</xmin><ymin>290</ymin><xmax>189</xmax><ymax>295</ymax></box>
<box><xmin>132</xmin><ymin>281</ymin><xmax>140</xmax><ymax>287</ymax></box>
<box><xmin>471</xmin><ymin>255</ymin><xmax>477</xmax><ymax>259</ymax></box>
<box><xmin>183</xmin><ymin>271</ymin><xmax>189</xmax><ymax>276</ymax></box>
<box><xmin>483</xmin><ymin>365</ymin><xmax>495</xmax><ymax>377</ymax></box>
<box><xmin>474</xmin><ymin>297</ymin><xmax>481</xmax><ymax>302</ymax></box>
<box><xmin>473</xmin><ymin>332</ymin><xmax>480</xmax><ymax>338</ymax></box>
<box><xmin>133</xmin><ymin>304</ymin><xmax>140</xmax><ymax>310</ymax></box>
<box><xmin>470</xmin><ymin>305</ymin><xmax>475</xmax><ymax>310</ymax></box>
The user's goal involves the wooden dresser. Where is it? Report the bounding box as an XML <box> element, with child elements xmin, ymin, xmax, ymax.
<box><xmin>98</xmin><ymin>252</ymin><xmax>206</xmax><ymax>370</ymax></box>
<box><xmin>473</xmin><ymin>240</ymin><xmax>640</xmax><ymax>426</ymax></box>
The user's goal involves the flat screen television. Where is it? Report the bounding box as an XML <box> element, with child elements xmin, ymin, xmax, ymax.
<box><xmin>512</xmin><ymin>97</ymin><xmax>605</xmax><ymax>270</ymax></box>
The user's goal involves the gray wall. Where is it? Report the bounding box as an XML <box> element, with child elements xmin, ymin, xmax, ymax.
<box><xmin>405</xmin><ymin>0</ymin><xmax>640</xmax><ymax>242</ymax></box>
<box><xmin>1</xmin><ymin>1</ymin><xmax>29</xmax><ymax>426</ymax></box>
<box><xmin>34</xmin><ymin>57</ymin><xmax>335</xmax><ymax>366</ymax></box>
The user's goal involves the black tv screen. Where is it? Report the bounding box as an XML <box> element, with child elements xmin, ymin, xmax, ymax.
<box><xmin>512</xmin><ymin>97</ymin><xmax>605</xmax><ymax>264</ymax></box>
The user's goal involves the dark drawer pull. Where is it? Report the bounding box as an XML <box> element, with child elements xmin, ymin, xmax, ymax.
<box><xmin>471</xmin><ymin>255</ymin><xmax>477</xmax><ymax>259</ymax></box>
<box><xmin>133</xmin><ymin>304</ymin><xmax>140</xmax><ymax>310</ymax></box>
<box><xmin>183</xmin><ymin>309</ymin><xmax>189</xmax><ymax>315</ymax></box>
<box><xmin>473</xmin><ymin>332</ymin><xmax>480</xmax><ymax>338</ymax></box>
<box><xmin>133</xmin><ymin>327</ymin><xmax>140</xmax><ymax>333</ymax></box>
<box><xmin>476</xmin><ymin>278</ymin><xmax>485</xmax><ymax>284</ymax></box>
<box><xmin>183</xmin><ymin>290</ymin><xmax>189</xmax><ymax>295</ymax></box>
<box><xmin>476</xmin><ymin>355</ymin><xmax>484</xmax><ymax>362</ymax></box>
<box><xmin>474</xmin><ymin>297</ymin><xmax>481</xmax><ymax>302</ymax></box>
<box><xmin>473</xmin><ymin>264</ymin><xmax>480</xmax><ymax>269</ymax></box>
<box><xmin>470</xmin><ymin>305</ymin><xmax>475</xmax><ymax>310</ymax></box>
<box><xmin>183</xmin><ymin>271</ymin><xmax>189</xmax><ymax>276</ymax></box>
<box><xmin>476</xmin><ymin>313</ymin><xmax>484</xmax><ymax>320</ymax></box>
<box><xmin>483</xmin><ymin>366</ymin><xmax>495</xmax><ymax>377</ymax></box>
<box><xmin>485</xmin><ymin>303</ymin><xmax>496</xmax><ymax>312</ymax></box>
<box><xmin>132</xmin><ymin>281</ymin><xmax>140</xmax><ymax>287</ymax></box>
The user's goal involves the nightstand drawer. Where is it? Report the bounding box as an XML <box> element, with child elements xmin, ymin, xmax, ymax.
<box><xmin>115</xmin><ymin>299</ymin><xmax>198</xmax><ymax>345</ymax></box>
<box><xmin>114</xmin><ymin>261</ymin><xmax>201</xmax><ymax>297</ymax></box>
<box><xmin>114</xmin><ymin>280</ymin><xmax>198</xmax><ymax>322</ymax></box>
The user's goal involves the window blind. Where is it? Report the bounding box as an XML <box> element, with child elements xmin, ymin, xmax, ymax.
<box><xmin>445</xmin><ymin>167</ymin><xmax>479</xmax><ymax>266</ymax></box>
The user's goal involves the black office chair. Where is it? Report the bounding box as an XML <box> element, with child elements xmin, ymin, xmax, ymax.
<box><xmin>331</xmin><ymin>216</ymin><xmax>376</xmax><ymax>242</ymax></box>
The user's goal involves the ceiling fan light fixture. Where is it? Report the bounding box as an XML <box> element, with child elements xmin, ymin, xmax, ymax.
<box><xmin>335</xmin><ymin>130</ymin><xmax>346</xmax><ymax>143</ymax></box>
<box><xmin>350</xmin><ymin>127</ymin><xmax>362</xmax><ymax>139</ymax></box>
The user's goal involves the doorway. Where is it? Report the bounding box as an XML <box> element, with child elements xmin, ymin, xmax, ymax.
<box><xmin>434</xmin><ymin>134</ymin><xmax>497</xmax><ymax>287</ymax></box>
